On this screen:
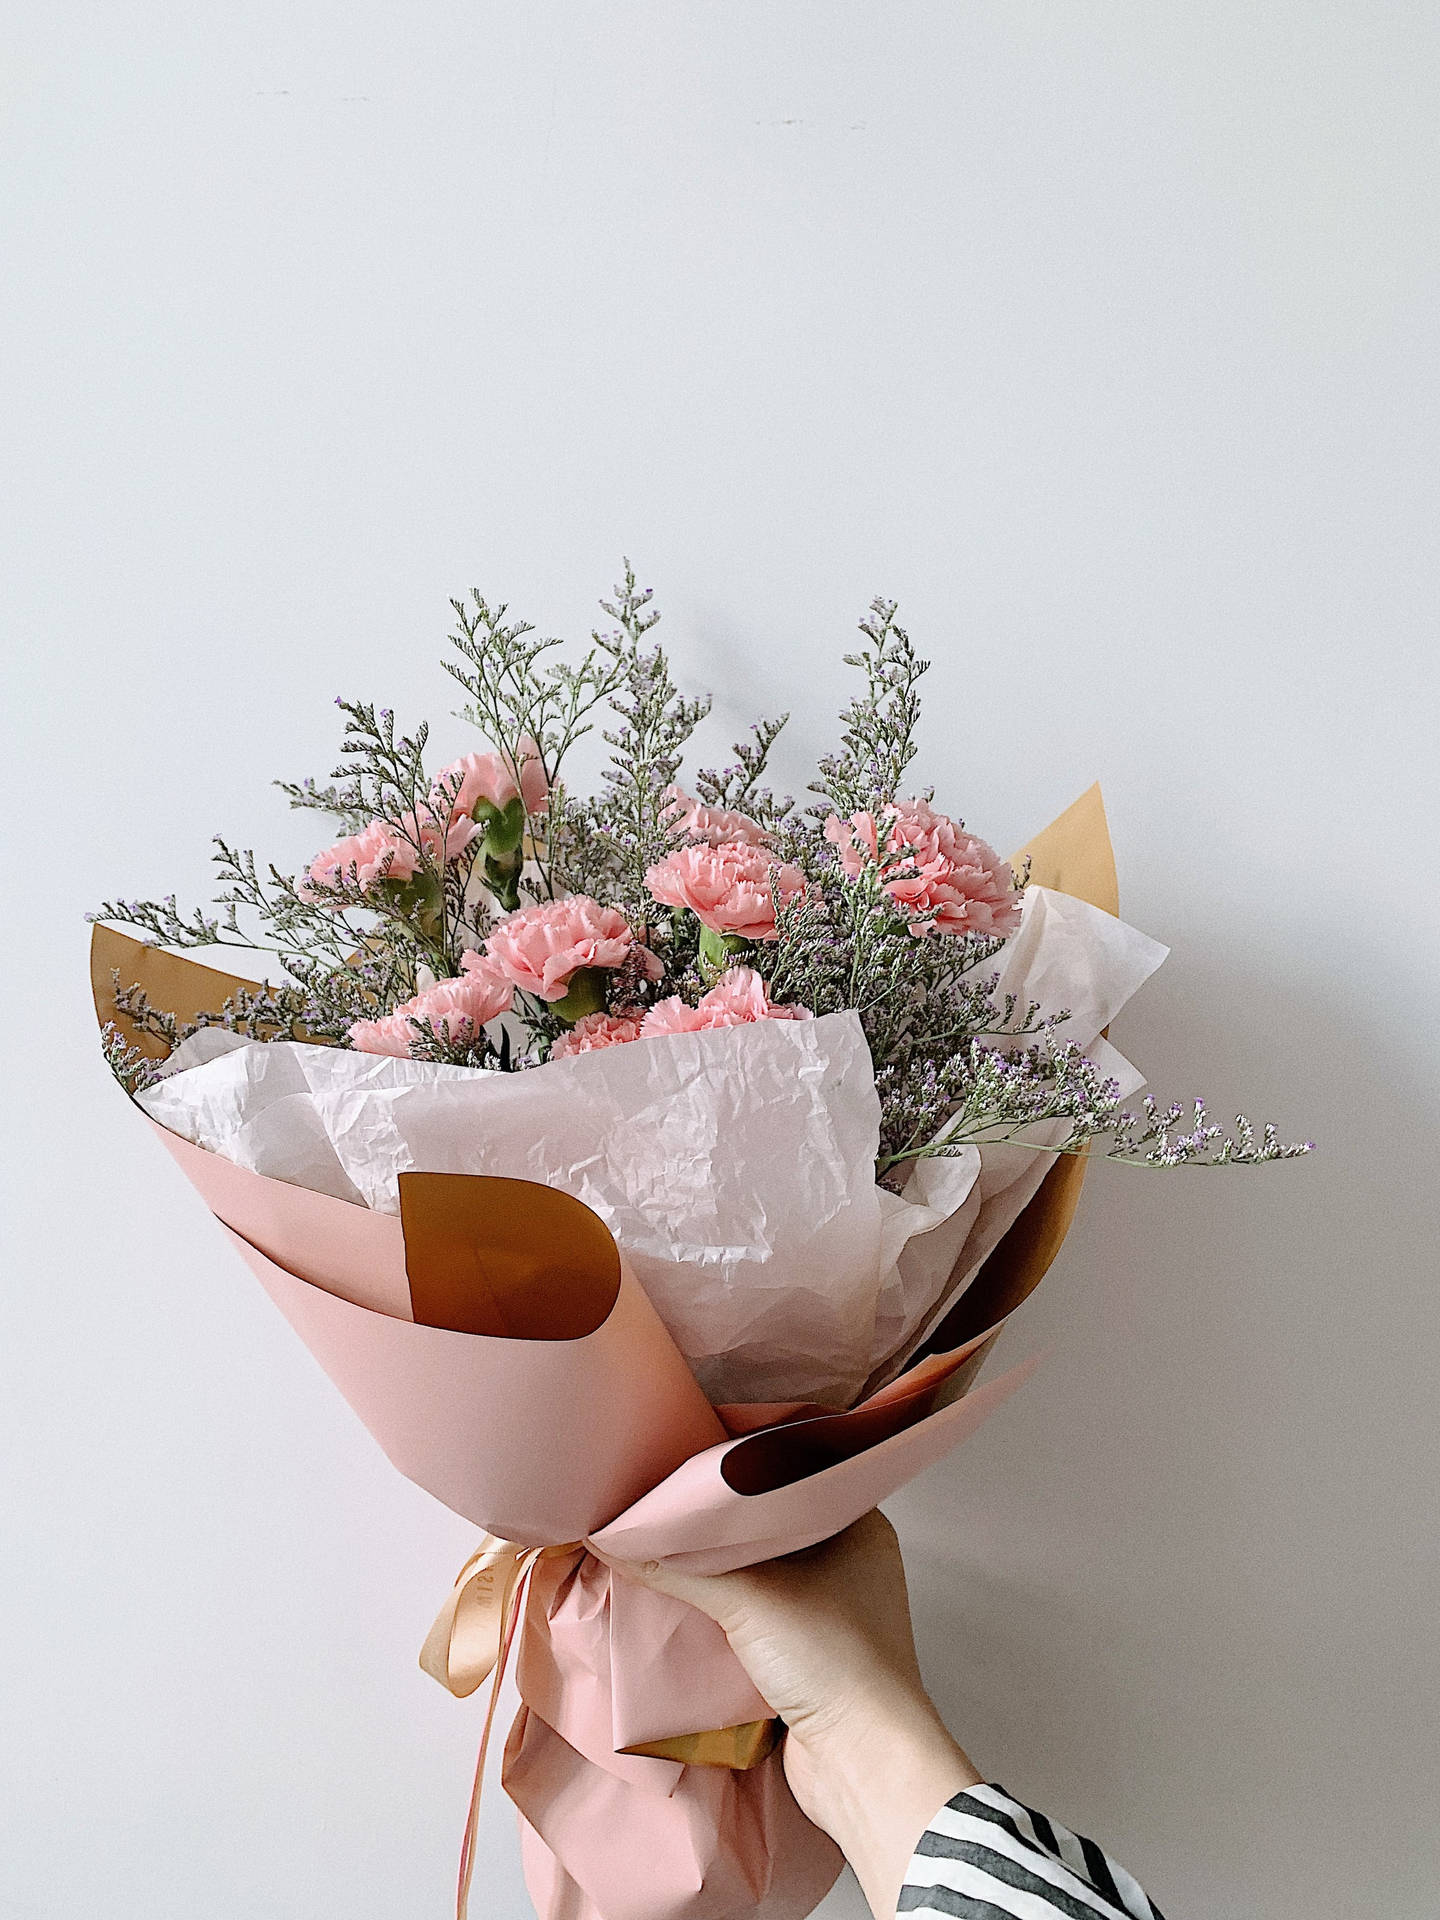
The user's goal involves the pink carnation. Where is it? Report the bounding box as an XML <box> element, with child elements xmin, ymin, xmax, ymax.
<box><xmin>825</xmin><ymin>799</ymin><xmax>1022</xmax><ymax>938</ymax></box>
<box><xmin>347</xmin><ymin>961</ymin><xmax>513</xmax><ymax>1056</ymax></box>
<box><xmin>476</xmin><ymin>897</ymin><xmax>641</xmax><ymax>1001</ymax></box>
<box><xmin>662</xmin><ymin>785</ymin><xmax>770</xmax><ymax>849</ymax></box>
<box><xmin>432</xmin><ymin>736</ymin><xmax>548</xmax><ymax>821</ymax></box>
<box><xmin>343</xmin><ymin>1011</ymin><xmax>417</xmax><ymax>1058</ymax></box>
<box><xmin>297</xmin><ymin>820</ymin><xmax>419</xmax><ymax>901</ymax></box>
<box><xmin>549</xmin><ymin>1011</ymin><xmax>645</xmax><ymax>1060</ymax></box>
<box><xmin>640</xmin><ymin>966</ymin><xmax>811</xmax><ymax>1036</ymax></box>
<box><xmin>644</xmin><ymin>843</ymin><xmax>805</xmax><ymax>941</ymax></box>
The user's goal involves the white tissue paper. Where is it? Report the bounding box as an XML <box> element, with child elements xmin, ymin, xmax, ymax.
<box><xmin>138</xmin><ymin>887</ymin><xmax>1167</xmax><ymax>1406</ymax></box>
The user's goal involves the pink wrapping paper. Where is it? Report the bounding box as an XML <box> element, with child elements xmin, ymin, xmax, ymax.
<box><xmin>508</xmin><ymin>1708</ymin><xmax>842</xmax><ymax>1920</ymax></box>
<box><xmin>137</xmin><ymin>1127</ymin><xmax>1030</xmax><ymax>1918</ymax></box>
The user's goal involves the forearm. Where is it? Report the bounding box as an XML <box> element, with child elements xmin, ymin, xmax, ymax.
<box><xmin>789</xmin><ymin>1683</ymin><xmax>982</xmax><ymax>1920</ymax></box>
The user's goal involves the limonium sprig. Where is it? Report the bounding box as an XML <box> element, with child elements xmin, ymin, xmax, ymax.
<box><xmin>812</xmin><ymin>596</ymin><xmax>927</xmax><ymax>817</ymax></box>
<box><xmin>90</xmin><ymin>564</ymin><xmax>1311</xmax><ymax>1178</ymax></box>
<box><xmin>880</xmin><ymin>1035</ymin><xmax>1313</xmax><ymax>1179</ymax></box>
<box><xmin>99</xmin><ymin>1021</ymin><xmax>163</xmax><ymax>1097</ymax></box>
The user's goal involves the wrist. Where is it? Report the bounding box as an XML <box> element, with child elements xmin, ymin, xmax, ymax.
<box><xmin>785</xmin><ymin>1680</ymin><xmax>981</xmax><ymax>1920</ymax></box>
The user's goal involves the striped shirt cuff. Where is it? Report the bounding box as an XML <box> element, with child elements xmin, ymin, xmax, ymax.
<box><xmin>897</xmin><ymin>1782</ymin><xmax>1164</xmax><ymax>1920</ymax></box>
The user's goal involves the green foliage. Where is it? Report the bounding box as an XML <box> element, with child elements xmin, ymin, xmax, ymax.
<box><xmin>811</xmin><ymin>598</ymin><xmax>928</xmax><ymax>817</ymax></box>
<box><xmin>555</xmin><ymin>563</ymin><xmax>712</xmax><ymax>914</ymax></box>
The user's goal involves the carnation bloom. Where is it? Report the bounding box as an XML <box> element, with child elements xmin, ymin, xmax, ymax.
<box><xmin>432</xmin><ymin>737</ymin><xmax>548</xmax><ymax>821</ymax></box>
<box><xmin>347</xmin><ymin>961</ymin><xmax>513</xmax><ymax>1056</ymax></box>
<box><xmin>824</xmin><ymin>798</ymin><xmax>1022</xmax><ymax>938</ymax></box>
<box><xmin>343</xmin><ymin>1011</ymin><xmax>417</xmax><ymax>1058</ymax></box>
<box><xmin>548</xmin><ymin>1010</ymin><xmax>645</xmax><ymax>1060</ymax></box>
<box><xmin>297</xmin><ymin>820</ymin><xmax>419</xmax><ymax>901</ymax></box>
<box><xmin>640</xmin><ymin>966</ymin><xmax>811</xmax><ymax>1037</ymax></box>
<box><xmin>644</xmin><ymin>843</ymin><xmax>805</xmax><ymax>940</ymax></box>
<box><xmin>662</xmin><ymin>785</ymin><xmax>770</xmax><ymax>849</ymax></box>
<box><xmin>475</xmin><ymin>897</ymin><xmax>642</xmax><ymax>1001</ymax></box>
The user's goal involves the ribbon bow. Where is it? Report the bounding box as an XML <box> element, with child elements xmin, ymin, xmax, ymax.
<box><xmin>421</xmin><ymin>1535</ymin><xmax>582</xmax><ymax>1919</ymax></box>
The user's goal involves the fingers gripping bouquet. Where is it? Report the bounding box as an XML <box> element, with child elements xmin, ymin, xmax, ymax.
<box><xmin>91</xmin><ymin>570</ymin><xmax>1309</xmax><ymax>1920</ymax></box>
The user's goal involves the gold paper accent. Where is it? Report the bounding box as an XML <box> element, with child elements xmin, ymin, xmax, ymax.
<box><xmin>1011</xmin><ymin>780</ymin><xmax>1118</xmax><ymax>917</ymax></box>
<box><xmin>400</xmin><ymin>1171</ymin><xmax>622</xmax><ymax>1342</ymax></box>
<box><xmin>621</xmin><ymin>1720</ymin><xmax>780</xmax><ymax>1768</ymax></box>
<box><xmin>89</xmin><ymin>925</ymin><xmax>327</xmax><ymax>1062</ymax></box>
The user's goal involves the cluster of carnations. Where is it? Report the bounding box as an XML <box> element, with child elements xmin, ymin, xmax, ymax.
<box><xmin>318</xmin><ymin>754</ymin><xmax>1017</xmax><ymax>1069</ymax></box>
<box><xmin>93</xmin><ymin>567</ymin><xmax>1310</xmax><ymax>1174</ymax></box>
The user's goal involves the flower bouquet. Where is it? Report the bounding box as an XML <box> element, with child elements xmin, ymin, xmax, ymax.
<box><xmin>90</xmin><ymin>569</ymin><xmax>1307</xmax><ymax>1920</ymax></box>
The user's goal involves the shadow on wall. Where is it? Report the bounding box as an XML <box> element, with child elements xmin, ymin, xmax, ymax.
<box><xmin>889</xmin><ymin>941</ymin><xmax>1440</xmax><ymax>1919</ymax></box>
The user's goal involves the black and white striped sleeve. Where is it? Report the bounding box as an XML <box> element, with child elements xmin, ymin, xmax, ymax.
<box><xmin>897</xmin><ymin>1783</ymin><xmax>1166</xmax><ymax>1919</ymax></box>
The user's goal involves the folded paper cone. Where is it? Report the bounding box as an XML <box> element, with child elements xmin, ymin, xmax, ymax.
<box><xmin>153</xmin><ymin>1132</ymin><xmax>725</xmax><ymax>1543</ymax></box>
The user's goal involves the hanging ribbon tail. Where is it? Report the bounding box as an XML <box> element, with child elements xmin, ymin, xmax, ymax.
<box><xmin>423</xmin><ymin>1538</ymin><xmax>578</xmax><ymax>1920</ymax></box>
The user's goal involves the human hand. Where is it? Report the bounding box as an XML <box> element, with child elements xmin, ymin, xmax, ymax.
<box><xmin>591</xmin><ymin>1512</ymin><xmax>980</xmax><ymax>1919</ymax></box>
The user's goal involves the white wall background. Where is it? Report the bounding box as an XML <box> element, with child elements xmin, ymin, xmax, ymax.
<box><xmin>5</xmin><ymin>6</ymin><xmax>1438</xmax><ymax>1917</ymax></box>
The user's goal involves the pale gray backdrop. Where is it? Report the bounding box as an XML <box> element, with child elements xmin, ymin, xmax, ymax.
<box><xmin>4</xmin><ymin>6</ymin><xmax>1438</xmax><ymax>1917</ymax></box>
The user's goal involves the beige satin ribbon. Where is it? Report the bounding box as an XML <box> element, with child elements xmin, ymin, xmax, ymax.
<box><xmin>421</xmin><ymin>1534</ymin><xmax>578</xmax><ymax>1920</ymax></box>
<box><xmin>421</xmin><ymin>1536</ymin><xmax>780</xmax><ymax>1919</ymax></box>
<box><xmin>420</xmin><ymin>1533</ymin><xmax>562</xmax><ymax>1701</ymax></box>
